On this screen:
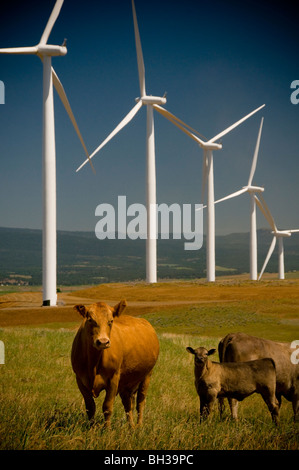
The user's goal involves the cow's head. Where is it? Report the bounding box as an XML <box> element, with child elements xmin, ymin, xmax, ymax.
<box><xmin>74</xmin><ymin>300</ymin><xmax>127</xmax><ymax>350</ymax></box>
<box><xmin>186</xmin><ymin>346</ymin><xmax>216</xmax><ymax>368</ymax></box>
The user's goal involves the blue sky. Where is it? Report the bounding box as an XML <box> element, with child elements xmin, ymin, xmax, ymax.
<box><xmin>0</xmin><ymin>0</ymin><xmax>298</xmax><ymax>236</ymax></box>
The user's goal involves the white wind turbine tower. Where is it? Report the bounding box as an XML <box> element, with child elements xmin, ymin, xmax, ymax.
<box><xmin>213</xmin><ymin>117</ymin><xmax>265</xmax><ymax>280</ymax></box>
<box><xmin>152</xmin><ymin>104</ymin><xmax>265</xmax><ymax>282</ymax></box>
<box><xmin>255</xmin><ymin>194</ymin><xmax>299</xmax><ymax>280</ymax></box>
<box><xmin>0</xmin><ymin>0</ymin><xmax>93</xmax><ymax>306</ymax></box>
<box><xmin>78</xmin><ymin>0</ymin><xmax>165</xmax><ymax>283</ymax></box>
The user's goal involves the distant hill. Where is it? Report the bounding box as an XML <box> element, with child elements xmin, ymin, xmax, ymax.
<box><xmin>0</xmin><ymin>227</ymin><xmax>299</xmax><ymax>286</ymax></box>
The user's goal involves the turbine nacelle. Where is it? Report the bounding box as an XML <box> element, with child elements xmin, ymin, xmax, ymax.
<box><xmin>0</xmin><ymin>44</ymin><xmax>67</xmax><ymax>56</ymax></box>
<box><xmin>273</xmin><ymin>231</ymin><xmax>292</xmax><ymax>238</ymax></box>
<box><xmin>247</xmin><ymin>185</ymin><xmax>264</xmax><ymax>193</ymax></box>
<box><xmin>37</xmin><ymin>44</ymin><xmax>67</xmax><ymax>56</ymax></box>
<box><xmin>200</xmin><ymin>142</ymin><xmax>222</xmax><ymax>151</ymax></box>
<box><xmin>136</xmin><ymin>95</ymin><xmax>167</xmax><ymax>105</ymax></box>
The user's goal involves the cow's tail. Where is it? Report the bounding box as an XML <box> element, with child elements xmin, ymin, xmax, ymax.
<box><xmin>218</xmin><ymin>333</ymin><xmax>234</xmax><ymax>363</ymax></box>
<box><xmin>268</xmin><ymin>357</ymin><xmax>276</xmax><ymax>370</ymax></box>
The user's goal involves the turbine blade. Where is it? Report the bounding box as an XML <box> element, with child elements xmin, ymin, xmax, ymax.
<box><xmin>254</xmin><ymin>195</ymin><xmax>277</xmax><ymax>232</ymax></box>
<box><xmin>153</xmin><ymin>105</ymin><xmax>206</xmax><ymax>146</ymax></box>
<box><xmin>208</xmin><ymin>104</ymin><xmax>265</xmax><ymax>144</ymax></box>
<box><xmin>195</xmin><ymin>204</ymin><xmax>206</xmax><ymax>211</ymax></box>
<box><xmin>131</xmin><ymin>0</ymin><xmax>146</xmax><ymax>96</ymax></box>
<box><xmin>289</xmin><ymin>229</ymin><xmax>299</xmax><ymax>233</ymax></box>
<box><xmin>153</xmin><ymin>105</ymin><xmax>207</xmax><ymax>141</ymax></box>
<box><xmin>52</xmin><ymin>67</ymin><xmax>95</xmax><ymax>174</ymax></box>
<box><xmin>40</xmin><ymin>0</ymin><xmax>64</xmax><ymax>45</ymax></box>
<box><xmin>215</xmin><ymin>187</ymin><xmax>248</xmax><ymax>205</ymax></box>
<box><xmin>0</xmin><ymin>46</ymin><xmax>38</xmax><ymax>54</ymax></box>
<box><xmin>258</xmin><ymin>236</ymin><xmax>276</xmax><ymax>280</ymax></box>
<box><xmin>254</xmin><ymin>195</ymin><xmax>272</xmax><ymax>226</ymax></box>
<box><xmin>76</xmin><ymin>100</ymin><xmax>143</xmax><ymax>172</ymax></box>
<box><xmin>248</xmin><ymin>117</ymin><xmax>264</xmax><ymax>186</ymax></box>
<box><xmin>258</xmin><ymin>194</ymin><xmax>277</xmax><ymax>232</ymax></box>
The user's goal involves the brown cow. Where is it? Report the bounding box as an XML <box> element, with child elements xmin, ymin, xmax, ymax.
<box><xmin>218</xmin><ymin>332</ymin><xmax>299</xmax><ymax>421</ymax></box>
<box><xmin>71</xmin><ymin>300</ymin><xmax>159</xmax><ymax>427</ymax></box>
<box><xmin>186</xmin><ymin>346</ymin><xmax>279</xmax><ymax>424</ymax></box>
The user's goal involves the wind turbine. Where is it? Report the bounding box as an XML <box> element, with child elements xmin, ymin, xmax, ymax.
<box><xmin>255</xmin><ymin>194</ymin><xmax>299</xmax><ymax>280</ymax></box>
<box><xmin>213</xmin><ymin>117</ymin><xmax>265</xmax><ymax>280</ymax></box>
<box><xmin>152</xmin><ymin>104</ymin><xmax>265</xmax><ymax>282</ymax></box>
<box><xmin>77</xmin><ymin>0</ymin><xmax>200</xmax><ymax>283</ymax></box>
<box><xmin>0</xmin><ymin>0</ymin><xmax>93</xmax><ymax>306</ymax></box>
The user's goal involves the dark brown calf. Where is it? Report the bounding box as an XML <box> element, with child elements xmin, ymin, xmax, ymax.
<box><xmin>187</xmin><ymin>346</ymin><xmax>279</xmax><ymax>424</ymax></box>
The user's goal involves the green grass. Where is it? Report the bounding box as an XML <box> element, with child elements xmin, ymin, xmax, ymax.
<box><xmin>0</xmin><ymin>325</ymin><xmax>298</xmax><ymax>450</ymax></box>
<box><xmin>143</xmin><ymin>303</ymin><xmax>299</xmax><ymax>342</ymax></box>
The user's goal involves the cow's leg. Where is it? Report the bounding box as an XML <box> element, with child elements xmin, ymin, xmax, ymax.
<box><xmin>102</xmin><ymin>378</ymin><xmax>118</xmax><ymax>428</ymax></box>
<box><xmin>292</xmin><ymin>393</ymin><xmax>299</xmax><ymax>422</ymax></box>
<box><xmin>199</xmin><ymin>398</ymin><xmax>209</xmax><ymax>421</ymax></box>
<box><xmin>218</xmin><ymin>397</ymin><xmax>225</xmax><ymax>418</ymax></box>
<box><xmin>276</xmin><ymin>393</ymin><xmax>282</xmax><ymax>409</ymax></box>
<box><xmin>136</xmin><ymin>374</ymin><xmax>151</xmax><ymax>426</ymax></box>
<box><xmin>76</xmin><ymin>376</ymin><xmax>96</xmax><ymax>421</ymax></box>
<box><xmin>261</xmin><ymin>389</ymin><xmax>280</xmax><ymax>425</ymax></box>
<box><xmin>120</xmin><ymin>390</ymin><xmax>135</xmax><ymax>427</ymax></box>
<box><xmin>206</xmin><ymin>395</ymin><xmax>216</xmax><ymax>417</ymax></box>
<box><xmin>200</xmin><ymin>395</ymin><xmax>215</xmax><ymax>422</ymax></box>
<box><xmin>229</xmin><ymin>398</ymin><xmax>239</xmax><ymax>420</ymax></box>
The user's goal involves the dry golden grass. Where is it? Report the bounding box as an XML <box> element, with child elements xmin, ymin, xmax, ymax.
<box><xmin>70</xmin><ymin>278</ymin><xmax>299</xmax><ymax>304</ymax></box>
<box><xmin>1</xmin><ymin>278</ymin><xmax>299</xmax><ymax>333</ymax></box>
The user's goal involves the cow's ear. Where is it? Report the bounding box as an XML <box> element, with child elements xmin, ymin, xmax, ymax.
<box><xmin>207</xmin><ymin>348</ymin><xmax>216</xmax><ymax>356</ymax></box>
<box><xmin>74</xmin><ymin>304</ymin><xmax>87</xmax><ymax>317</ymax></box>
<box><xmin>113</xmin><ymin>299</ymin><xmax>127</xmax><ymax>317</ymax></box>
<box><xmin>186</xmin><ymin>347</ymin><xmax>195</xmax><ymax>355</ymax></box>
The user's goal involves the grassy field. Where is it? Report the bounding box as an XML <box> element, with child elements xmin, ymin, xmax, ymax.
<box><xmin>0</xmin><ymin>279</ymin><xmax>298</xmax><ymax>450</ymax></box>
